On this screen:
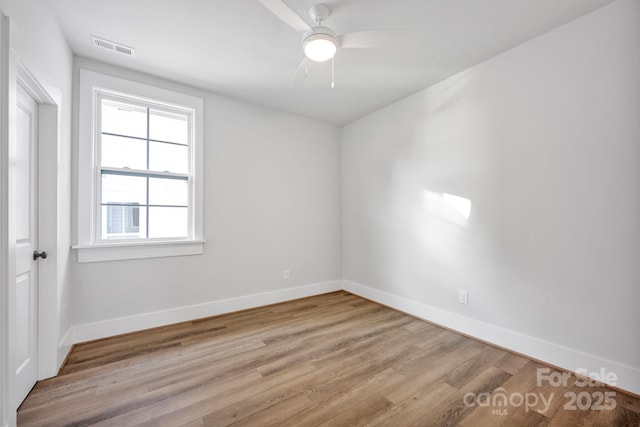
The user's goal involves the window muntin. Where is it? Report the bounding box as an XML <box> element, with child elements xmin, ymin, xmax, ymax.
<box><xmin>96</xmin><ymin>94</ymin><xmax>193</xmax><ymax>242</ymax></box>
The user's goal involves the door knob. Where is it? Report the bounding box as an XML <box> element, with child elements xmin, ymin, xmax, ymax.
<box><xmin>33</xmin><ymin>250</ymin><xmax>47</xmax><ymax>261</ymax></box>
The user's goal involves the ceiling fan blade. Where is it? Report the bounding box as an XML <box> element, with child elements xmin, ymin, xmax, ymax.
<box><xmin>340</xmin><ymin>30</ymin><xmax>407</xmax><ymax>48</ymax></box>
<box><xmin>258</xmin><ymin>0</ymin><xmax>311</xmax><ymax>32</ymax></box>
<box><xmin>290</xmin><ymin>58</ymin><xmax>310</xmax><ymax>86</ymax></box>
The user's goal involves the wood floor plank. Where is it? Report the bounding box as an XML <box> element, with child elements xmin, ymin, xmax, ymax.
<box><xmin>17</xmin><ymin>291</ymin><xmax>640</xmax><ymax>427</ymax></box>
<box><xmin>365</xmin><ymin>379</ymin><xmax>459</xmax><ymax>426</ymax></box>
<box><xmin>224</xmin><ymin>393</ymin><xmax>313</xmax><ymax>427</ymax></box>
<box><xmin>527</xmin><ymin>369</ymin><xmax>578</xmax><ymax>418</ymax></box>
<box><xmin>92</xmin><ymin>371</ymin><xmax>265</xmax><ymax>427</ymax></box>
<box><xmin>593</xmin><ymin>405</ymin><xmax>640</xmax><ymax>427</ymax></box>
<box><xmin>407</xmin><ymin>366</ymin><xmax>513</xmax><ymax>427</ymax></box>
<box><xmin>494</xmin><ymin>352</ymin><xmax>530</xmax><ymax>375</ymax></box>
<box><xmin>380</xmin><ymin>341</ymin><xmax>482</xmax><ymax>405</ymax></box>
<box><xmin>500</xmin><ymin>407</ymin><xmax>549</xmax><ymax>427</ymax></box>
<box><xmin>459</xmin><ymin>361</ymin><xmax>543</xmax><ymax>427</ymax></box>
<box><xmin>443</xmin><ymin>344</ymin><xmax>508</xmax><ymax>389</ymax></box>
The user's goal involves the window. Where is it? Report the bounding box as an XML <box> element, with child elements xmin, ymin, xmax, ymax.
<box><xmin>98</xmin><ymin>96</ymin><xmax>190</xmax><ymax>240</ymax></box>
<box><xmin>75</xmin><ymin>70</ymin><xmax>204</xmax><ymax>263</ymax></box>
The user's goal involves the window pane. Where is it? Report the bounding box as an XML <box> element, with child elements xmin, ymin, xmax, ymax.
<box><xmin>101</xmin><ymin>173</ymin><xmax>147</xmax><ymax>205</ymax></box>
<box><xmin>149</xmin><ymin>109</ymin><xmax>188</xmax><ymax>144</ymax></box>
<box><xmin>148</xmin><ymin>207</ymin><xmax>188</xmax><ymax>238</ymax></box>
<box><xmin>101</xmin><ymin>205</ymin><xmax>147</xmax><ymax>239</ymax></box>
<box><xmin>149</xmin><ymin>141</ymin><xmax>188</xmax><ymax>174</ymax></box>
<box><xmin>149</xmin><ymin>178</ymin><xmax>188</xmax><ymax>206</ymax></box>
<box><xmin>101</xmin><ymin>99</ymin><xmax>147</xmax><ymax>139</ymax></box>
<box><xmin>101</xmin><ymin>134</ymin><xmax>147</xmax><ymax>170</ymax></box>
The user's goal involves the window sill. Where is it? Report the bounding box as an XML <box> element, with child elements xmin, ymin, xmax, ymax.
<box><xmin>72</xmin><ymin>240</ymin><xmax>205</xmax><ymax>263</ymax></box>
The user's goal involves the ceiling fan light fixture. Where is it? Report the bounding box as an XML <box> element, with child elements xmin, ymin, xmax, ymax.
<box><xmin>303</xmin><ymin>30</ymin><xmax>337</xmax><ymax>62</ymax></box>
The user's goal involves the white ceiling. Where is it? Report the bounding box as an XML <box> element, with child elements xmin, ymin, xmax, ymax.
<box><xmin>48</xmin><ymin>0</ymin><xmax>614</xmax><ymax>125</ymax></box>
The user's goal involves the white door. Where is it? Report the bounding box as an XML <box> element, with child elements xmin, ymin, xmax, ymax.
<box><xmin>15</xmin><ymin>83</ymin><xmax>40</xmax><ymax>407</ymax></box>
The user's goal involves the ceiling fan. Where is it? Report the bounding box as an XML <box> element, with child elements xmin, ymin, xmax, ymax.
<box><xmin>258</xmin><ymin>0</ymin><xmax>404</xmax><ymax>88</ymax></box>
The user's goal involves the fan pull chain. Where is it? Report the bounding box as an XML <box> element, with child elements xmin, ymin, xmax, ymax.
<box><xmin>331</xmin><ymin>56</ymin><xmax>335</xmax><ymax>89</ymax></box>
<box><xmin>305</xmin><ymin>57</ymin><xmax>309</xmax><ymax>76</ymax></box>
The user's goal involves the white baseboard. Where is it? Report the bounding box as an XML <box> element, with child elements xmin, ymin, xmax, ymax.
<box><xmin>57</xmin><ymin>328</ymin><xmax>74</xmax><ymax>369</ymax></box>
<box><xmin>71</xmin><ymin>280</ymin><xmax>342</xmax><ymax>344</ymax></box>
<box><xmin>59</xmin><ymin>327</ymin><xmax>73</xmax><ymax>350</ymax></box>
<box><xmin>343</xmin><ymin>280</ymin><xmax>640</xmax><ymax>396</ymax></box>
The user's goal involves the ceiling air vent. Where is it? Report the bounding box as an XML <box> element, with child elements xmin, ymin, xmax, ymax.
<box><xmin>92</xmin><ymin>36</ymin><xmax>135</xmax><ymax>57</ymax></box>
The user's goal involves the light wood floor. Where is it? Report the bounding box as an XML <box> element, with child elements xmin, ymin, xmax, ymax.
<box><xmin>18</xmin><ymin>291</ymin><xmax>640</xmax><ymax>426</ymax></box>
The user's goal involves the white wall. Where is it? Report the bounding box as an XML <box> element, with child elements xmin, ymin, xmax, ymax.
<box><xmin>342</xmin><ymin>0</ymin><xmax>640</xmax><ymax>394</ymax></box>
<box><xmin>70</xmin><ymin>58</ymin><xmax>342</xmax><ymax>338</ymax></box>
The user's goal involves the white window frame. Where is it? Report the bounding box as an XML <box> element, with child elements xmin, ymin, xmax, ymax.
<box><xmin>74</xmin><ymin>69</ymin><xmax>204</xmax><ymax>263</ymax></box>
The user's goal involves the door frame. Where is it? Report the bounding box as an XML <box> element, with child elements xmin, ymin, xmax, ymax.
<box><xmin>1</xmin><ymin>14</ymin><xmax>60</xmax><ymax>426</ymax></box>
<box><xmin>17</xmin><ymin>46</ymin><xmax>60</xmax><ymax>383</ymax></box>
<box><xmin>1</xmin><ymin>14</ymin><xmax>14</xmax><ymax>427</ymax></box>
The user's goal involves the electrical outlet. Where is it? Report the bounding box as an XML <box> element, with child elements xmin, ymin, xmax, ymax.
<box><xmin>458</xmin><ymin>290</ymin><xmax>468</xmax><ymax>305</ymax></box>
<box><xmin>283</xmin><ymin>269</ymin><xmax>290</xmax><ymax>280</ymax></box>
